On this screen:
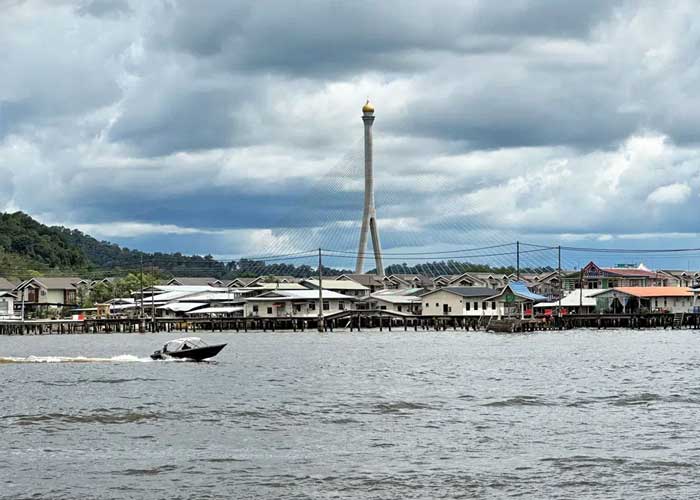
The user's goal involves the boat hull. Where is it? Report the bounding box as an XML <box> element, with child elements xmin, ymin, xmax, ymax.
<box><xmin>151</xmin><ymin>343</ymin><xmax>227</xmax><ymax>361</ymax></box>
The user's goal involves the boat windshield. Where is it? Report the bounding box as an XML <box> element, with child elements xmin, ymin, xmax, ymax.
<box><xmin>163</xmin><ymin>337</ymin><xmax>207</xmax><ymax>352</ymax></box>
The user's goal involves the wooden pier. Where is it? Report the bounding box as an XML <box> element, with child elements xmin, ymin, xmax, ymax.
<box><xmin>1</xmin><ymin>311</ymin><xmax>699</xmax><ymax>336</ymax></box>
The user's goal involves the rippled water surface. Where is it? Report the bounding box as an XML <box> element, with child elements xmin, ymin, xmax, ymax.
<box><xmin>3</xmin><ymin>329</ymin><xmax>700</xmax><ymax>499</ymax></box>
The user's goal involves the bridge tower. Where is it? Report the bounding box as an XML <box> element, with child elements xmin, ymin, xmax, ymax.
<box><xmin>355</xmin><ymin>100</ymin><xmax>384</xmax><ymax>276</ymax></box>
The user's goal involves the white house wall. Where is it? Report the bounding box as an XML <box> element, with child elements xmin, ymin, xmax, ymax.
<box><xmin>421</xmin><ymin>291</ymin><xmax>500</xmax><ymax>316</ymax></box>
<box><xmin>244</xmin><ymin>299</ymin><xmax>351</xmax><ymax>318</ymax></box>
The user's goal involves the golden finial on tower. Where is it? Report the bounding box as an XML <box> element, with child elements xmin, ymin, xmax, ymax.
<box><xmin>362</xmin><ymin>99</ymin><xmax>374</xmax><ymax>113</ymax></box>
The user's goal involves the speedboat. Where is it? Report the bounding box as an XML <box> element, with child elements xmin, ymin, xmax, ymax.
<box><xmin>150</xmin><ymin>337</ymin><xmax>227</xmax><ymax>361</ymax></box>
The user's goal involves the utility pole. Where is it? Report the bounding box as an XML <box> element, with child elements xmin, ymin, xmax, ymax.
<box><xmin>151</xmin><ymin>261</ymin><xmax>156</xmax><ymax>333</ymax></box>
<box><xmin>139</xmin><ymin>255</ymin><xmax>145</xmax><ymax>333</ymax></box>
<box><xmin>318</xmin><ymin>248</ymin><xmax>324</xmax><ymax>332</ymax></box>
<box><xmin>20</xmin><ymin>285</ymin><xmax>25</xmax><ymax>322</ymax></box>
<box><xmin>557</xmin><ymin>245</ymin><xmax>562</xmax><ymax>318</ymax></box>
<box><xmin>516</xmin><ymin>241</ymin><xmax>520</xmax><ymax>281</ymax></box>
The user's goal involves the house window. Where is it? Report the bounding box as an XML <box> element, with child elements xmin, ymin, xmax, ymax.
<box><xmin>491</xmin><ymin>302</ymin><xmax>496</xmax><ymax>310</ymax></box>
<box><xmin>339</xmin><ymin>302</ymin><xmax>345</xmax><ymax>310</ymax></box>
<box><xmin>397</xmin><ymin>305</ymin><xmax>402</xmax><ymax>312</ymax></box>
<box><xmin>309</xmin><ymin>302</ymin><xmax>315</xmax><ymax>310</ymax></box>
<box><xmin>435</xmin><ymin>303</ymin><xmax>439</xmax><ymax>307</ymax></box>
<box><xmin>253</xmin><ymin>305</ymin><xmax>259</xmax><ymax>313</ymax></box>
<box><xmin>323</xmin><ymin>301</ymin><xmax>329</xmax><ymax>311</ymax></box>
<box><xmin>474</xmin><ymin>302</ymin><xmax>479</xmax><ymax>310</ymax></box>
<box><xmin>380</xmin><ymin>305</ymin><xmax>386</xmax><ymax>310</ymax></box>
<box><xmin>482</xmin><ymin>302</ymin><xmax>487</xmax><ymax>309</ymax></box>
<box><xmin>465</xmin><ymin>302</ymin><xmax>470</xmax><ymax>311</ymax></box>
<box><xmin>294</xmin><ymin>304</ymin><xmax>302</xmax><ymax>312</ymax></box>
<box><xmin>267</xmin><ymin>307</ymin><xmax>272</xmax><ymax>314</ymax></box>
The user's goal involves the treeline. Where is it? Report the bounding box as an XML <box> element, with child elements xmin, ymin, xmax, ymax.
<box><xmin>383</xmin><ymin>261</ymin><xmax>553</xmax><ymax>276</ymax></box>
<box><xmin>0</xmin><ymin>212</ymin><xmax>551</xmax><ymax>281</ymax></box>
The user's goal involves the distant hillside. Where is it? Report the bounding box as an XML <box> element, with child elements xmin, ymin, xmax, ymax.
<box><xmin>0</xmin><ymin>212</ymin><xmax>226</xmax><ymax>277</ymax></box>
<box><xmin>0</xmin><ymin>212</ymin><xmax>349</xmax><ymax>279</ymax></box>
<box><xmin>0</xmin><ymin>212</ymin><xmax>532</xmax><ymax>280</ymax></box>
<box><xmin>0</xmin><ymin>212</ymin><xmax>88</xmax><ymax>269</ymax></box>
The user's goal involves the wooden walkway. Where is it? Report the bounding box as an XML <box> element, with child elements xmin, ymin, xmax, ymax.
<box><xmin>1</xmin><ymin>311</ymin><xmax>699</xmax><ymax>335</ymax></box>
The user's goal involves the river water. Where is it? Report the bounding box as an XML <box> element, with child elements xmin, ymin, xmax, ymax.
<box><xmin>2</xmin><ymin>329</ymin><xmax>700</xmax><ymax>499</ymax></box>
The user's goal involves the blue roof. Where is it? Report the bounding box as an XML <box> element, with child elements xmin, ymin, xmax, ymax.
<box><xmin>506</xmin><ymin>281</ymin><xmax>547</xmax><ymax>301</ymax></box>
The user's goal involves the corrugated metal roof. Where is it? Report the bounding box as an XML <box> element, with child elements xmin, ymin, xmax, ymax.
<box><xmin>493</xmin><ymin>281</ymin><xmax>547</xmax><ymax>301</ymax></box>
<box><xmin>186</xmin><ymin>306</ymin><xmax>244</xmax><ymax>314</ymax></box>
<box><xmin>157</xmin><ymin>302</ymin><xmax>208</xmax><ymax>312</ymax></box>
<box><xmin>600</xmin><ymin>268</ymin><xmax>661</xmax><ymax>278</ymax></box>
<box><xmin>168</xmin><ymin>277</ymin><xmax>224</xmax><ymax>286</ymax></box>
<box><xmin>0</xmin><ymin>278</ymin><xmax>17</xmax><ymax>290</ymax></box>
<box><xmin>336</xmin><ymin>274</ymin><xmax>384</xmax><ymax>287</ymax></box>
<box><xmin>370</xmin><ymin>294</ymin><xmax>421</xmax><ymax>304</ymax></box>
<box><xmin>245</xmin><ymin>283</ymin><xmax>306</xmax><ymax>290</ymax></box>
<box><xmin>250</xmin><ymin>290</ymin><xmax>355</xmax><ymax>300</ymax></box>
<box><xmin>301</xmin><ymin>279</ymin><xmax>369</xmax><ymax>290</ymax></box>
<box><xmin>535</xmin><ymin>289</ymin><xmax>599</xmax><ymax>308</ymax></box>
<box><xmin>421</xmin><ymin>287</ymin><xmax>498</xmax><ymax>298</ymax></box>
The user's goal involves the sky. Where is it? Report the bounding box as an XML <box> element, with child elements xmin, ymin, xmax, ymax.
<box><xmin>1</xmin><ymin>0</ymin><xmax>700</xmax><ymax>269</ymax></box>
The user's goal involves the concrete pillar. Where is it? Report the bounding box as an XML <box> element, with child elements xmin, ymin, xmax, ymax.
<box><xmin>355</xmin><ymin>100</ymin><xmax>384</xmax><ymax>277</ymax></box>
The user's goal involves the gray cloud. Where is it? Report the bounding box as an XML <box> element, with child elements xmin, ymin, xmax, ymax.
<box><xmin>75</xmin><ymin>0</ymin><xmax>131</xmax><ymax>18</ymax></box>
<box><xmin>1</xmin><ymin>0</ymin><xmax>700</xmax><ymax>260</ymax></box>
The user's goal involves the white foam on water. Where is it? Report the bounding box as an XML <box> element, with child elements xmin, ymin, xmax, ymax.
<box><xmin>0</xmin><ymin>354</ymin><xmax>154</xmax><ymax>364</ymax></box>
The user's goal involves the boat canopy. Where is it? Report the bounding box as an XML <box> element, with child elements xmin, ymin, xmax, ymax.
<box><xmin>163</xmin><ymin>337</ymin><xmax>207</xmax><ymax>352</ymax></box>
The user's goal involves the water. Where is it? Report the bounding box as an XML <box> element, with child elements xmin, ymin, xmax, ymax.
<box><xmin>2</xmin><ymin>329</ymin><xmax>700</xmax><ymax>499</ymax></box>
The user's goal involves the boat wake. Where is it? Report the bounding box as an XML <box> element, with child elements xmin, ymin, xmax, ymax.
<box><xmin>0</xmin><ymin>354</ymin><xmax>155</xmax><ymax>364</ymax></box>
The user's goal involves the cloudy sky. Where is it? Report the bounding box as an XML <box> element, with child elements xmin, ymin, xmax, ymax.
<box><xmin>2</xmin><ymin>0</ymin><xmax>700</xmax><ymax>268</ymax></box>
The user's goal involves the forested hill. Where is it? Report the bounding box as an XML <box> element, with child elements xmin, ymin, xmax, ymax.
<box><xmin>0</xmin><ymin>212</ymin><xmax>351</xmax><ymax>279</ymax></box>
<box><xmin>0</xmin><ymin>212</ymin><xmax>529</xmax><ymax>280</ymax></box>
<box><xmin>0</xmin><ymin>212</ymin><xmax>226</xmax><ymax>277</ymax></box>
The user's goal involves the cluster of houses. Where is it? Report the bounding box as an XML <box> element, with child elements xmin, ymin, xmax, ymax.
<box><xmin>1</xmin><ymin>262</ymin><xmax>699</xmax><ymax>321</ymax></box>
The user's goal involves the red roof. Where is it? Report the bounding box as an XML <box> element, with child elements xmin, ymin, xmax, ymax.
<box><xmin>601</xmin><ymin>268</ymin><xmax>660</xmax><ymax>278</ymax></box>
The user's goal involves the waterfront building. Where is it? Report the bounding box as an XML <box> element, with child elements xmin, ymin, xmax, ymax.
<box><xmin>446</xmin><ymin>273</ymin><xmax>493</xmax><ymax>288</ymax></box>
<box><xmin>14</xmin><ymin>277</ymin><xmax>82</xmax><ymax>310</ymax></box>
<box><xmin>487</xmin><ymin>281</ymin><xmax>547</xmax><ymax>319</ymax></box>
<box><xmin>658</xmin><ymin>270</ymin><xmax>700</xmax><ymax>288</ymax></box>
<box><xmin>420</xmin><ymin>287</ymin><xmax>499</xmax><ymax>316</ymax></box>
<box><xmin>239</xmin><ymin>282</ymin><xmax>306</xmax><ymax>293</ymax></box>
<box><xmin>0</xmin><ymin>277</ymin><xmax>18</xmax><ymax>293</ymax></box>
<box><xmin>335</xmin><ymin>274</ymin><xmax>385</xmax><ymax>293</ymax></box>
<box><xmin>381</xmin><ymin>274</ymin><xmax>434</xmax><ymax>290</ymax></box>
<box><xmin>591</xmin><ymin>287</ymin><xmax>695</xmax><ymax>314</ymax></box>
<box><xmin>562</xmin><ymin>262</ymin><xmax>667</xmax><ymax>291</ymax></box>
<box><xmin>300</xmin><ymin>279</ymin><xmax>370</xmax><ymax>298</ymax></box>
<box><xmin>363</xmin><ymin>288</ymin><xmax>423</xmax><ymax>315</ymax></box>
<box><xmin>166</xmin><ymin>277</ymin><xmax>225</xmax><ymax>287</ymax></box>
<box><xmin>228</xmin><ymin>276</ymin><xmax>301</xmax><ymax>288</ymax></box>
<box><xmin>432</xmin><ymin>275</ymin><xmax>454</xmax><ymax>288</ymax></box>
<box><xmin>533</xmin><ymin>288</ymin><xmax>600</xmax><ymax>315</ymax></box>
<box><xmin>227</xmin><ymin>277</ymin><xmax>259</xmax><ymax>288</ymax></box>
<box><xmin>243</xmin><ymin>289</ymin><xmax>356</xmax><ymax>318</ymax></box>
<box><xmin>0</xmin><ymin>291</ymin><xmax>17</xmax><ymax>319</ymax></box>
<box><xmin>527</xmin><ymin>271</ymin><xmax>563</xmax><ymax>300</ymax></box>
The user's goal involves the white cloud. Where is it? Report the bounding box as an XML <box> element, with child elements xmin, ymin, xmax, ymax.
<box><xmin>647</xmin><ymin>183</ymin><xmax>692</xmax><ymax>205</ymax></box>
